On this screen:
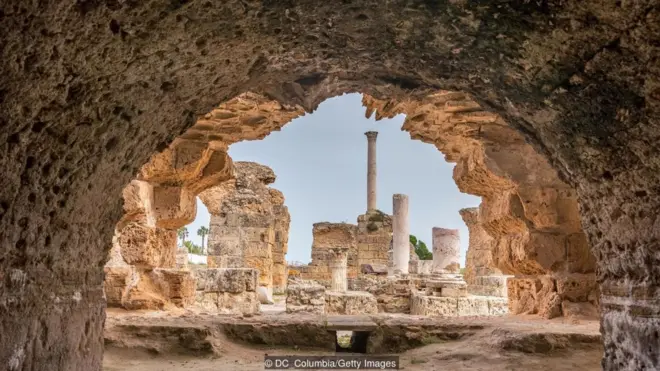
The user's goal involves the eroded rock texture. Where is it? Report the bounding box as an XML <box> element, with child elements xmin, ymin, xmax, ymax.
<box><xmin>363</xmin><ymin>92</ymin><xmax>597</xmax><ymax>319</ymax></box>
<box><xmin>103</xmin><ymin>133</ymin><xmax>235</xmax><ymax>309</ymax></box>
<box><xmin>198</xmin><ymin>161</ymin><xmax>290</xmax><ymax>295</ymax></box>
<box><xmin>1</xmin><ymin>1</ymin><xmax>659</xmax><ymax>370</ymax></box>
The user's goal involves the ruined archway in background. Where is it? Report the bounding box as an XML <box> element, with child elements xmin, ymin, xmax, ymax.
<box><xmin>1</xmin><ymin>1</ymin><xmax>658</xmax><ymax>370</ymax></box>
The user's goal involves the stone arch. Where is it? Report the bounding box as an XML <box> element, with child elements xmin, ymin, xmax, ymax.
<box><xmin>1</xmin><ymin>2</ymin><xmax>658</xmax><ymax>370</ymax></box>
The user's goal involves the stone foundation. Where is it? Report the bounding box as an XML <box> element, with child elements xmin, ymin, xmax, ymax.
<box><xmin>467</xmin><ymin>275</ymin><xmax>509</xmax><ymax>297</ymax></box>
<box><xmin>192</xmin><ymin>268</ymin><xmax>259</xmax><ymax>315</ymax></box>
<box><xmin>409</xmin><ymin>260</ymin><xmax>433</xmax><ymax>275</ymax></box>
<box><xmin>199</xmin><ymin>162</ymin><xmax>291</xmax><ymax>297</ymax></box>
<box><xmin>325</xmin><ymin>291</ymin><xmax>378</xmax><ymax>315</ymax></box>
<box><xmin>286</xmin><ymin>284</ymin><xmax>326</xmax><ymax>314</ymax></box>
<box><xmin>507</xmin><ymin>274</ymin><xmax>598</xmax><ymax>319</ymax></box>
<box><xmin>104</xmin><ymin>266</ymin><xmax>195</xmax><ymax>310</ymax></box>
<box><xmin>411</xmin><ymin>293</ymin><xmax>508</xmax><ymax>317</ymax></box>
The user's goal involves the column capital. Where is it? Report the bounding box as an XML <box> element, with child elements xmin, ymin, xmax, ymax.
<box><xmin>365</xmin><ymin>131</ymin><xmax>378</xmax><ymax>140</ymax></box>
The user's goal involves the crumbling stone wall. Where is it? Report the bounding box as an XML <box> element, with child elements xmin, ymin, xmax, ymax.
<box><xmin>298</xmin><ymin>210</ymin><xmax>394</xmax><ymax>287</ymax></box>
<box><xmin>356</xmin><ymin>210</ymin><xmax>392</xmax><ymax>272</ymax></box>
<box><xmin>199</xmin><ymin>162</ymin><xmax>290</xmax><ymax>295</ymax></box>
<box><xmin>103</xmin><ymin>137</ymin><xmax>234</xmax><ymax>309</ymax></box>
<box><xmin>192</xmin><ymin>268</ymin><xmax>260</xmax><ymax>315</ymax></box>
<box><xmin>363</xmin><ymin>93</ymin><xmax>598</xmax><ymax>319</ymax></box>
<box><xmin>460</xmin><ymin>207</ymin><xmax>509</xmax><ymax>297</ymax></box>
<box><xmin>271</xmin><ymin>189</ymin><xmax>291</xmax><ymax>294</ymax></box>
<box><xmin>299</xmin><ymin>223</ymin><xmax>358</xmax><ymax>287</ymax></box>
<box><xmin>2</xmin><ymin>2</ymin><xmax>659</xmax><ymax>369</ymax></box>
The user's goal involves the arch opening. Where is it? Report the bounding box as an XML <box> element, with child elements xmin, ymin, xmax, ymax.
<box><xmin>1</xmin><ymin>2</ymin><xmax>658</xmax><ymax>370</ymax></box>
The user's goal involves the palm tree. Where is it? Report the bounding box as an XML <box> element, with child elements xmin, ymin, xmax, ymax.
<box><xmin>177</xmin><ymin>227</ymin><xmax>189</xmax><ymax>247</ymax></box>
<box><xmin>183</xmin><ymin>240</ymin><xmax>203</xmax><ymax>254</ymax></box>
<box><xmin>197</xmin><ymin>226</ymin><xmax>209</xmax><ymax>254</ymax></box>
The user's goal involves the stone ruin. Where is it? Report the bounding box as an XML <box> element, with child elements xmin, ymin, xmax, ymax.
<box><xmin>287</xmin><ymin>132</ymin><xmax>509</xmax><ymax>317</ymax></box>
<box><xmin>198</xmin><ymin>161</ymin><xmax>291</xmax><ymax>299</ymax></box>
<box><xmin>4</xmin><ymin>3</ymin><xmax>659</xmax><ymax>367</ymax></box>
<box><xmin>103</xmin><ymin>141</ymin><xmax>289</xmax><ymax>315</ymax></box>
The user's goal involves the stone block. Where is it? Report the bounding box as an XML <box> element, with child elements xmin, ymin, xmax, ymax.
<box><xmin>104</xmin><ymin>266</ymin><xmax>132</xmax><ymax>307</ymax></box>
<box><xmin>410</xmin><ymin>294</ymin><xmax>458</xmax><ymax>316</ymax></box>
<box><xmin>507</xmin><ymin>277</ymin><xmax>541</xmax><ymax>314</ymax></box>
<box><xmin>555</xmin><ymin>273</ymin><xmax>597</xmax><ymax>302</ymax></box>
<box><xmin>118</xmin><ymin>222</ymin><xmax>177</xmax><ymax>268</ymax></box>
<box><xmin>565</xmin><ymin>233</ymin><xmax>597</xmax><ymax>273</ymax></box>
<box><xmin>488</xmin><ymin>297</ymin><xmax>509</xmax><ymax>315</ymax></box>
<box><xmin>561</xmin><ymin>300</ymin><xmax>599</xmax><ymax>318</ymax></box>
<box><xmin>409</xmin><ymin>260</ymin><xmax>433</xmax><ymax>275</ymax></box>
<box><xmin>194</xmin><ymin>291</ymin><xmax>260</xmax><ymax>315</ymax></box>
<box><xmin>286</xmin><ymin>284</ymin><xmax>326</xmax><ymax>314</ymax></box>
<box><xmin>207</xmin><ymin>237</ymin><xmax>242</xmax><ymax>257</ymax></box>
<box><xmin>121</xmin><ymin>180</ymin><xmax>154</xmax><ymax>224</ymax></box>
<box><xmin>193</xmin><ymin>268</ymin><xmax>258</xmax><ymax>293</ymax></box>
<box><xmin>468</xmin><ymin>275</ymin><xmax>509</xmax><ymax>297</ymax></box>
<box><xmin>150</xmin><ymin>268</ymin><xmax>196</xmax><ymax>307</ymax></box>
<box><xmin>152</xmin><ymin>186</ymin><xmax>196</xmax><ymax>229</ymax></box>
<box><xmin>325</xmin><ymin>291</ymin><xmax>378</xmax><ymax>315</ymax></box>
<box><xmin>457</xmin><ymin>296</ymin><xmax>489</xmax><ymax>316</ymax></box>
<box><xmin>175</xmin><ymin>249</ymin><xmax>188</xmax><ymax>268</ymax></box>
<box><xmin>122</xmin><ymin>270</ymin><xmax>168</xmax><ymax>310</ymax></box>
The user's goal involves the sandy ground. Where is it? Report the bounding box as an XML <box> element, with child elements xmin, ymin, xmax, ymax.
<box><xmin>104</xmin><ymin>336</ymin><xmax>602</xmax><ymax>371</ymax></box>
<box><xmin>103</xmin><ymin>310</ymin><xmax>603</xmax><ymax>371</ymax></box>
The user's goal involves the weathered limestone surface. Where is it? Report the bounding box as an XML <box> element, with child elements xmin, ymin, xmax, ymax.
<box><xmin>460</xmin><ymin>208</ymin><xmax>500</xmax><ymax>282</ymax></box>
<box><xmin>411</xmin><ymin>293</ymin><xmax>508</xmax><ymax>317</ymax></box>
<box><xmin>117</xmin><ymin>222</ymin><xmax>177</xmax><ymax>268</ymax></box>
<box><xmin>192</xmin><ymin>268</ymin><xmax>259</xmax><ymax>315</ymax></box>
<box><xmin>460</xmin><ymin>208</ymin><xmax>509</xmax><ymax>297</ymax></box>
<box><xmin>271</xmin><ymin>190</ymin><xmax>290</xmax><ymax>294</ymax></box>
<box><xmin>358</xmin><ymin>277</ymin><xmax>414</xmax><ymax>314</ymax></box>
<box><xmin>356</xmin><ymin>211</ymin><xmax>392</xmax><ymax>275</ymax></box>
<box><xmin>298</xmin><ymin>222</ymin><xmax>358</xmax><ymax>287</ymax></box>
<box><xmin>325</xmin><ymin>291</ymin><xmax>378</xmax><ymax>315</ymax></box>
<box><xmin>286</xmin><ymin>284</ymin><xmax>326</xmax><ymax>314</ymax></box>
<box><xmin>199</xmin><ymin>162</ymin><xmax>290</xmax><ymax>296</ymax></box>
<box><xmin>2</xmin><ymin>2</ymin><xmax>659</xmax><ymax>369</ymax></box>
<box><xmin>105</xmin><ymin>267</ymin><xmax>195</xmax><ymax>310</ymax></box>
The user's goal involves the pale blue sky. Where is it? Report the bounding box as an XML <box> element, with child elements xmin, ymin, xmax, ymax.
<box><xmin>186</xmin><ymin>93</ymin><xmax>481</xmax><ymax>265</ymax></box>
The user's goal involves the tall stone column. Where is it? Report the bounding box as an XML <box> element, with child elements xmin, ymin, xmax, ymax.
<box><xmin>432</xmin><ymin>228</ymin><xmax>461</xmax><ymax>274</ymax></box>
<box><xmin>329</xmin><ymin>247</ymin><xmax>349</xmax><ymax>293</ymax></box>
<box><xmin>365</xmin><ymin>131</ymin><xmax>378</xmax><ymax>212</ymax></box>
<box><xmin>392</xmin><ymin>194</ymin><xmax>410</xmax><ymax>275</ymax></box>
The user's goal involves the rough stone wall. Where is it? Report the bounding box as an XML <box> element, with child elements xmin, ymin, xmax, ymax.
<box><xmin>199</xmin><ymin>162</ymin><xmax>290</xmax><ymax>294</ymax></box>
<box><xmin>103</xmin><ymin>135</ymin><xmax>234</xmax><ymax>310</ymax></box>
<box><xmin>363</xmin><ymin>93</ymin><xmax>597</xmax><ymax>318</ymax></box>
<box><xmin>192</xmin><ymin>268</ymin><xmax>259</xmax><ymax>315</ymax></box>
<box><xmin>2</xmin><ymin>2</ymin><xmax>659</xmax><ymax>369</ymax></box>
<box><xmin>356</xmin><ymin>210</ymin><xmax>393</xmax><ymax>272</ymax></box>
<box><xmin>299</xmin><ymin>223</ymin><xmax>358</xmax><ymax>287</ymax></box>
<box><xmin>460</xmin><ymin>207</ymin><xmax>500</xmax><ymax>283</ymax></box>
<box><xmin>271</xmin><ymin>190</ymin><xmax>291</xmax><ymax>294</ymax></box>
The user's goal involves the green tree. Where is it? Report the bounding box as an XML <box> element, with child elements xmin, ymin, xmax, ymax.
<box><xmin>197</xmin><ymin>226</ymin><xmax>209</xmax><ymax>254</ymax></box>
<box><xmin>410</xmin><ymin>234</ymin><xmax>433</xmax><ymax>260</ymax></box>
<box><xmin>183</xmin><ymin>240</ymin><xmax>203</xmax><ymax>254</ymax></box>
<box><xmin>177</xmin><ymin>227</ymin><xmax>189</xmax><ymax>246</ymax></box>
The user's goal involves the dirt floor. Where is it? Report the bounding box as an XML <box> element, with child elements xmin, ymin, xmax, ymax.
<box><xmin>103</xmin><ymin>309</ymin><xmax>602</xmax><ymax>371</ymax></box>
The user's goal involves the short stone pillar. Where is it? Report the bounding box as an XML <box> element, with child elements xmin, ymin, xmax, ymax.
<box><xmin>329</xmin><ymin>247</ymin><xmax>349</xmax><ymax>293</ymax></box>
<box><xmin>432</xmin><ymin>228</ymin><xmax>461</xmax><ymax>274</ymax></box>
<box><xmin>365</xmin><ymin>131</ymin><xmax>378</xmax><ymax>212</ymax></box>
<box><xmin>176</xmin><ymin>246</ymin><xmax>189</xmax><ymax>269</ymax></box>
<box><xmin>392</xmin><ymin>194</ymin><xmax>410</xmax><ymax>275</ymax></box>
